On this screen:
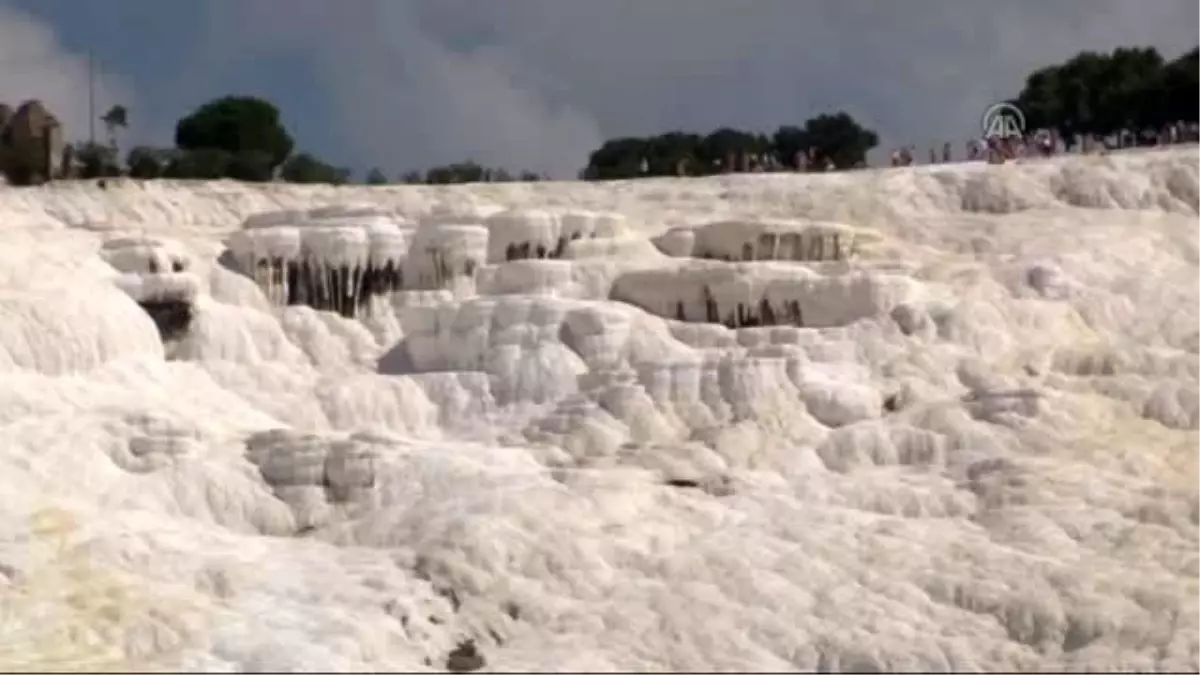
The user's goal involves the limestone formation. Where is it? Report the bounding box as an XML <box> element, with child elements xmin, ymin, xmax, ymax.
<box><xmin>99</xmin><ymin>237</ymin><xmax>200</xmax><ymax>346</ymax></box>
<box><xmin>227</xmin><ymin>206</ymin><xmax>628</xmax><ymax>317</ymax></box>
<box><xmin>610</xmin><ymin>263</ymin><xmax>916</xmax><ymax>330</ymax></box>
<box><xmin>651</xmin><ymin>218</ymin><xmax>871</xmax><ymax>263</ymax></box>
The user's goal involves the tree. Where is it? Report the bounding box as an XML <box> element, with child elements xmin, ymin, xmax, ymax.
<box><xmin>425</xmin><ymin>161</ymin><xmax>487</xmax><ymax>184</ymax></box>
<box><xmin>228</xmin><ymin>150</ymin><xmax>278</xmax><ymax>182</ymax></box>
<box><xmin>770</xmin><ymin>125</ymin><xmax>809</xmax><ymax>168</ymax></box>
<box><xmin>1118</xmin><ymin>47</ymin><xmax>1168</xmax><ymax>131</ymax></box>
<box><xmin>1012</xmin><ymin>64</ymin><xmax>1068</xmax><ymax>140</ymax></box>
<box><xmin>587</xmin><ymin>138</ymin><xmax>638</xmax><ymax>179</ymax></box>
<box><xmin>1163</xmin><ymin>47</ymin><xmax>1199</xmax><ymax>124</ymax></box>
<box><xmin>163</xmin><ymin>148</ymin><xmax>234</xmax><ymax>180</ymax></box>
<box><xmin>74</xmin><ymin>142</ymin><xmax>121</xmax><ymax>179</ymax></box>
<box><xmin>365</xmin><ymin>167</ymin><xmax>388</xmax><ymax>185</ymax></box>
<box><xmin>1013</xmin><ymin>45</ymin><xmax>1198</xmax><ymax>143</ymax></box>
<box><xmin>279</xmin><ymin>152</ymin><xmax>351</xmax><ymax>184</ymax></box>
<box><xmin>101</xmin><ymin>104</ymin><xmax>128</xmax><ymax>152</ymax></box>
<box><xmin>697</xmin><ymin>127</ymin><xmax>762</xmax><ymax>170</ymax></box>
<box><xmin>174</xmin><ymin>96</ymin><xmax>294</xmax><ymax>176</ymax></box>
<box><xmin>797</xmin><ymin>113</ymin><xmax>878</xmax><ymax>169</ymax></box>
<box><xmin>644</xmin><ymin>131</ymin><xmax>704</xmax><ymax>175</ymax></box>
<box><xmin>126</xmin><ymin>146</ymin><xmax>172</xmax><ymax>179</ymax></box>
<box><xmin>580</xmin><ymin>111</ymin><xmax>878</xmax><ymax>180</ymax></box>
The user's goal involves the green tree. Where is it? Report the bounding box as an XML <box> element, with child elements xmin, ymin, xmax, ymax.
<box><xmin>643</xmin><ymin>131</ymin><xmax>703</xmax><ymax>175</ymax></box>
<box><xmin>228</xmin><ymin>150</ymin><xmax>278</xmax><ymax>182</ymax></box>
<box><xmin>1163</xmin><ymin>47</ymin><xmax>1199</xmax><ymax>124</ymax></box>
<box><xmin>697</xmin><ymin>127</ymin><xmax>760</xmax><ymax>170</ymax></box>
<box><xmin>770</xmin><ymin>125</ymin><xmax>809</xmax><ymax>168</ymax></box>
<box><xmin>163</xmin><ymin>148</ymin><xmax>234</xmax><ymax>180</ymax></box>
<box><xmin>390</xmin><ymin>162</ymin><xmax>538</xmax><ymax>184</ymax></box>
<box><xmin>798</xmin><ymin>112</ymin><xmax>878</xmax><ymax>169</ymax></box>
<box><xmin>100</xmin><ymin>104</ymin><xmax>128</xmax><ymax>154</ymax></box>
<box><xmin>74</xmin><ymin>142</ymin><xmax>121</xmax><ymax>179</ymax></box>
<box><xmin>279</xmin><ymin>152</ymin><xmax>350</xmax><ymax>184</ymax></box>
<box><xmin>174</xmin><ymin>96</ymin><xmax>294</xmax><ymax>177</ymax></box>
<box><xmin>1090</xmin><ymin>47</ymin><xmax>1165</xmax><ymax>134</ymax></box>
<box><xmin>580</xmin><ymin>111</ymin><xmax>877</xmax><ymax>180</ymax></box>
<box><xmin>1013</xmin><ymin>45</ymin><xmax>1199</xmax><ymax>144</ymax></box>
<box><xmin>365</xmin><ymin>167</ymin><xmax>388</xmax><ymax>185</ymax></box>
<box><xmin>585</xmin><ymin>137</ymin><xmax>651</xmax><ymax>180</ymax></box>
<box><xmin>1013</xmin><ymin>64</ymin><xmax>1068</xmax><ymax>139</ymax></box>
<box><xmin>126</xmin><ymin>146</ymin><xmax>172</xmax><ymax>179</ymax></box>
<box><xmin>425</xmin><ymin>161</ymin><xmax>487</xmax><ymax>184</ymax></box>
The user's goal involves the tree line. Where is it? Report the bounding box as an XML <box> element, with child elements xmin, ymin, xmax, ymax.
<box><xmin>8</xmin><ymin>43</ymin><xmax>1195</xmax><ymax>188</ymax></box>
<box><xmin>581</xmin><ymin>44</ymin><xmax>1199</xmax><ymax>179</ymax></box>
<box><xmin>582</xmin><ymin>113</ymin><xmax>879</xmax><ymax>179</ymax></box>
<box><xmin>1012</xmin><ymin>46</ymin><xmax>1197</xmax><ymax>149</ymax></box>
<box><xmin>65</xmin><ymin>97</ymin><xmax>546</xmax><ymax>186</ymax></box>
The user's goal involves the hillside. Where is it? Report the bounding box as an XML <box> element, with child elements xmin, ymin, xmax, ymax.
<box><xmin>0</xmin><ymin>148</ymin><xmax>1195</xmax><ymax>672</ymax></box>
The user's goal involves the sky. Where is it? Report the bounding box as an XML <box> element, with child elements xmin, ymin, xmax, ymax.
<box><xmin>1</xmin><ymin>0</ymin><xmax>1196</xmax><ymax>178</ymax></box>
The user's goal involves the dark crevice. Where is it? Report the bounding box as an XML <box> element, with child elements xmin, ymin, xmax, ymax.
<box><xmin>446</xmin><ymin>639</ymin><xmax>485</xmax><ymax>673</ymax></box>
<box><xmin>882</xmin><ymin>394</ymin><xmax>900</xmax><ymax>413</ymax></box>
<box><xmin>138</xmin><ymin>300</ymin><xmax>193</xmax><ymax>344</ymax></box>
<box><xmin>662</xmin><ymin>475</ymin><xmax>736</xmax><ymax>497</ymax></box>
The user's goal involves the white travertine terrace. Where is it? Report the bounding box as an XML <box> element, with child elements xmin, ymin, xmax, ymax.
<box><xmin>0</xmin><ymin>148</ymin><xmax>1196</xmax><ymax>672</ymax></box>
<box><xmin>98</xmin><ymin>237</ymin><xmax>202</xmax><ymax>347</ymax></box>
<box><xmin>610</xmin><ymin>262</ymin><xmax>920</xmax><ymax>328</ymax></box>
<box><xmin>485</xmin><ymin>208</ymin><xmax>629</xmax><ymax>262</ymax></box>
<box><xmin>652</xmin><ymin>217</ymin><xmax>868</xmax><ymax>262</ymax></box>
<box><xmin>406</xmin><ymin>222</ymin><xmax>488</xmax><ymax>291</ymax></box>
<box><xmin>224</xmin><ymin>205</ymin><xmax>636</xmax><ymax>316</ymax></box>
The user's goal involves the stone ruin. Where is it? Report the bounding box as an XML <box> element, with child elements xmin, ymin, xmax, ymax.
<box><xmin>0</xmin><ymin>99</ymin><xmax>66</xmax><ymax>186</ymax></box>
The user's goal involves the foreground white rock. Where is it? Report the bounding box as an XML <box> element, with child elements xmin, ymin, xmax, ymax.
<box><xmin>0</xmin><ymin>149</ymin><xmax>1196</xmax><ymax>672</ymax></box>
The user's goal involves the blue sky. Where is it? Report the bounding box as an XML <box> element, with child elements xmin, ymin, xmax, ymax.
<box><xmin>2</xmin><ymin>0</ymin><xmax>1196</xmax><ymax>178</ymax></box>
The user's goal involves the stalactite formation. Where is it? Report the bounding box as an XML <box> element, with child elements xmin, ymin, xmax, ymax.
<box><xmin>227</xmin><ymin>208</ymin><xmax>628</xmax><ymax>318</ymax></box>
<box><xmin>241</xmin><ymin>255</ymin><xmax>481</xmax><ymax>318</ymax></box>
<box><xmin>716</xmin><ymin>296</ymin><xmax>804</xmax><ymax>330</ymax></box>
<box><xmin>234</xmin><ymin>241</ymin><xmax>491</xmax><ymax>318</ymax></box>
<box><xmin>693</xmin><ymin>231</ymin><xmax>847</xmax><ymax>263</ymax></box>
<box><xmin>655</xmin><ymin>219</ymin><xmax>859</xmax><ymax>263</ymax></box>
<box><xmin>654</xmin><ymin>284</ymin><xmax>810</xmax><ymax>328</ymax></box>
<box><xmin>504</xmin><ymin>231</ymin><xmax>590</xmax><ymax>262</ymax></box>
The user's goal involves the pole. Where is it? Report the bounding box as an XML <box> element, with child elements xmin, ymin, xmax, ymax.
<box><xmin>88</xmin><ymin>49</ymin><xmax>95</xmax><ymax>146</ymax></box>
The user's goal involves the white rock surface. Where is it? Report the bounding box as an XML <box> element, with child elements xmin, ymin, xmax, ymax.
<box><xmin>0</xmin><ymin>149</ymin><xmax>1196</xmax><ymax>672</ymax></box>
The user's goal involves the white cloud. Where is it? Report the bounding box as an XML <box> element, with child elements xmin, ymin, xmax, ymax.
<box><xmin>0</xmin><ymin>4</ymin><xmax>137</xmax><ymax>145</ymax></box>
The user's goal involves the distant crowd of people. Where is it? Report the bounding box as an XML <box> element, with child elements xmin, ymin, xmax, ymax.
<box><xmin>644</xmin><ymin>149</ymin><xmax>858</xmax><ymax>177</ymax></box>
<box><xmin>889</xmin><ymin>120</ymin><xmax>1200</xmax><ymax>168</ymax></box>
